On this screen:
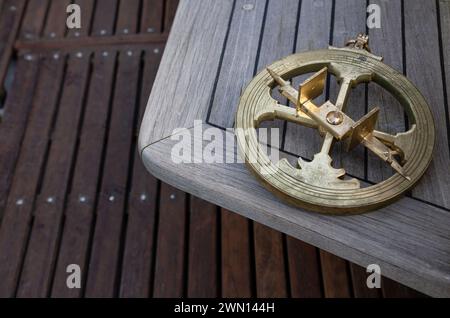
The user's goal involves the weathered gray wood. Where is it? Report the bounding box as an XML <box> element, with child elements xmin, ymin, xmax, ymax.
<box><xmin>257</xmin><ymin>0</ymin><xmax>300</xmax><ymax>146</ymax></box>
<box><xmin>367</xmin><ymin>0</ymin><xmax>405</xmax><ymax>183</ymax></box>
<box><xmin>141</xmin><ymin>125</ymin><xmax>450</xmax><ymax>297</ymax></box>
<box><xmin>329</xmin><ymin>0</ymin><xmax>367</xmax><ymax>179</ymax></box>
<box><xmin>283</xmin><ymin>0</ymin><xmax>333</xmax><ymax>158</ymax></box>
<box><xmin>139</xmin><ymin>0</ymin><xmax>235</xmax><ymax>148</ymax></box>
<box><xmin>208</xmin><ymin>0</ymin><xmax>267</xmax><ymax>128</ymax></box>
<box><xmin>405</xmin><ymin>0</ymin><xmax>450</xmax><ymax>208</ymax></box>
<box><xmin>139</xmin><ymin>0</ymin><xmax>450</xmax><ymax>297</ymax></box>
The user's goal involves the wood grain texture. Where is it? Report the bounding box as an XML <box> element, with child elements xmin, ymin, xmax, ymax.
<box><xmin>139</xmin><ymin>0</ymin><xmax>234</xmax><ymax>148</ymax></box>
<box><xmin>152</xmin><ymin>183</ymin><xmax>187</xmax><ymax>298</ymax></box>
<box><xmin>253</xmin><ymin>223</ymin><xmax>288</xmax><ymax>298</ymax></box>
<box><xmin>141</xmin><ymin>125</ymin><xmax>450</xmax><ymax>297</ymax></box>
<box><xmin>283</xmin><ymin>0</ymin><xmax>333</xmax><ymax>157</ymax></box>
<box><xmin>320</xmin><ymin>251</ymin><xmax>351</xmax><ymax>298</ymax></box>
<box><xmin>187</xmin><ymin>196</ymin><xmax>218</xmax><ymax>298</ymax></box>
<box><xmin>85</xmin><ymin>51</ymin><xmax>141</xmax><ymax>298</ymax></box>
<box><xmin>141</xmin><ymin>0</ymin><xmax>164</xmax><ymax>33</ymax></box>
<box><xmin>367</xmin><ymin>0</ymin><xmax>405</xmax><ymax>183</ymax></box>
<box><xmin>17</xmin><ymin>54</ymin><xmax>91</xmax><ymax>298</ymax></box>
<box><xmin>405</xmin><ymin>0</ymin><xmax>450</xmax><ymax>208</ymax></box>
<box><xmin>350</xmin><ymin>264</ymin><xmax>380</xmax><ymax>298</ymax></box>
<box><xmin>19</xmin><ymin>0</ymin><xmax>49</xmax><ymax>40</ymax></box>
<box><xmin>120</xmin><ymin>49</ymin><xmax>163</xmax><ymax>298</ymax></box>
<box><xmin>208</xmin><ymin>0</ymin><xmax>267</xmax><ymax>128</ymax></box>
<box><xmin>51</xmin><ymin>52</ymin><xmax>117</xmax><ymax>298</ymax></box>
<box><xmin>286</xmin><ymin>238</ymin><xmax>323</xmax><ymax>298</ymax></box>
<box><xmin>0</xmin><ymin>57</ymin><xmax>39</xmax><ymax>215</ymax></box>
<box><xmin>91</xmin><ymin>0</ymin><xmax>119</xmax><ymax>37</ymax></box>
<box><xmin>0</xmin><ymin>56</ymin><xmax>61</xmax><ymax>297</ymax></box>
<box><xmin>221</xmin><ymin>209</ymin><xmax>253</xmax><ymax>298</ymax></box>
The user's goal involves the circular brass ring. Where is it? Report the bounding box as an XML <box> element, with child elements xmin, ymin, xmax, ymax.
<box><xmin>235</xmin><ymin>48</ymin><xmax>435</xmax><ymax>214</ymax></box>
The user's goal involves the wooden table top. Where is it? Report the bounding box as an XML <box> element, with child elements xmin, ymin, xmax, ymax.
<box><xmin>140</xmin><ymin>0</ymin><xmax>450</xmax><ymax>297</ymax></box>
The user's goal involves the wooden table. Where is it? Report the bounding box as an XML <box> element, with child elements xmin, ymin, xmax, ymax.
<box><xmin>140</xmin><ymin>0</ymin><xmax>450</xmax><ymax>297</ymax></box>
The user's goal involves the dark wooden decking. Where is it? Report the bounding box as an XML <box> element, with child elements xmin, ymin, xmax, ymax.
<box><xmin>0</xmin><ymin>0</ymin><xmax>425</xmax><ymax>298</ymax></box>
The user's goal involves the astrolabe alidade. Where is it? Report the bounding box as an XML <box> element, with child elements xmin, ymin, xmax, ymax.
<box><xmin>235</xmin><ymin>34</ymin><xmax>435</xmax><ymax>214</ymax></box>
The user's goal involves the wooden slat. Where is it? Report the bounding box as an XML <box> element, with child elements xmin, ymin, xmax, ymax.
<box><xmin>382</xmin><ymin>277</ymin><xmax>425</xmax><ymax>298</ymax></box>
<box><xmin>19</xmin><ymin>0</ymin><xmax>49</xmax><ymax>40</ymax></box>
<box><xmin>367</xmin><ymin>0</ymin><xmax>405</xmax><ymax>182</ymax></box>
<box><xmin>139</xmin><ymin>0</ymin><xmax>234</xmax><ymax>147</ymax></box>
<box><xmin>253</xmin><ymin>223</ymin><xmax>287</xmax><ymax>298</ymax></box>
<box><xmin>141</xmin><ymin>124</ymin><xmax>450</xmax><ymax>296</ymax></box>
<box><xmin>0</xmin><ymin>55</ymin><xmax>62</xmax><ymax>297</ymax></box>
<box><xmin>164</xmin><ymin>0</ymin><xmax>179</xmax><ymax>32</ymax></box>
<box><xmin>249</xmin><ymin>0</ymin><xmax>297</xmax><ymax>299</ymax></box>
<box><xmin>0</xmin><ymin>57</ymin><xmax>39</xmax><ymax>214</ymax></box>
<box><xmin>42</xmin><ymin>0</ymin><xmax>71</xmax><ymax>38</ymax></box>
<box><xmin>329</xmin><ymin>0</ymin><xmax>367</xmax><ymax>179</ymax></box>
<box><xmin>405</xmin><ymin>0</ymin><xmax>450</xmax><ymax>208</ymax></box>
<box><xmin>187</xmin><ymin>197</ymin><xmax>218</xmax><ymax>298</ymax></box>
<box><xmin>0</xmin><ymin>0</ymin><xmax>26</xmax><ymax>93</ymax></box>
<box><xmin>208</xmin><ymin>0</ymin><xmax>267</xmax><ymax>128</ymax></box>
<box><xmin>256</xmin><ymin>0</ymin><xmax>300</xmax><ymax>147</ymax></box>
<box><xmin>320</xmin><ymin>251</ymin><xmax>352</xmax><ymax>298</ymax></box>
<box><xmin>318</xmin><ymin>0</ymin><xmax>367</xmax><ymax>297</ymax></box>
<box><xmin>141</xmin><ymin>0</ymin><xmax>164</xmax><ymax>33</ymax></box>
<box><xmin>152</xmin><ymin>184</ymin><xmax>187</xmax><ymax>298</ymax></box>
<box><xmin>91</xmin><ymin>0</ymin><xmax>119</xmax><ymax>37</ymax></box>
<box><xmin>67</xmin><ymin>0</ymin><xmax>96</xmax><ymax>37</ymax></box>
<box><xmin>350</xmin><ymin>265</ymin><xmax>380</xmax><ymax>298</ymax></box>
<box><xmin>221</xmin><ymin>209</ymin><xmax>252</xmax><ymax>298</ymax></box>
<box><xmin>16</xmin><ymin>53</ymin><xmax>91</xmax><ymax>298</ymax></box>
<box><xmin>286</xmin><ymin>238</ymin><xmax>322</xmax><ymax>298</ymax></box>
<box><xmin>84</xmin><ymin>51</ymin><xmax>141</xmax><ymax>297</ymax></box>
<box><xmin>283</xmin><ymin>0</ymin><xmax>333</xmax><ymax>157</ymax></box>
<box><xmin>120</xmin><ymin>48</ymin><xmax>163</xmax><ymax>298</ymax></box>
<box><xmin>15</xmin><ymin>33</ymin><xmax>169</xmax><ymax>53</ymax></box>
<box><xmin>50</xmin><ymin>52</ymin><xmax>117</xmax><ymax>298</ymax></box>
<box><xmin>116</xmin><ymin>0</ymin><xmax>141</xmax><ymax>35</ymax></box>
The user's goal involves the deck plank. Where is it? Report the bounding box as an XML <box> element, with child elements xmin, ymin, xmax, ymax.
<box><xmin>0</xmin><ymin>56</ymin><xmax>60</xmax><ymax>297</ymax></box>
<box><xmin>405</xmin><ymin>0</ymin><xmax>450</xmax><ymax>208</ymax></box>
<box><xmin>19</xmin><ymin>0</ymin><xmax>49</xmax><ymax>40</ymax></box>
<box><xmin>286</xmin><ymin>238</ymin><xmax>323</xmax><ymax>298</ymax></box>
<box><xmin>208</xmin><ymin>0</ymin><xmax>267</xmax><ymax>128</ymax></box>
<box><xmin>51</xmin><ymin>52</ymin><xmax>117</xmax><ymax>298</ymax></box>
<box><xmin>283</xmin><ymin>0</ymin><xmax>333</xmax><ymax>158</ymax></box>
<box><xmin>84</xmin><ymin>51</ymin><xmax>141</xmax><ymax>297</ymax></box>
<box><xmin>254</xmin><ymin>223</ymin><xmax>288</xmax><ymax>298</ymax></box>
<box><xmin>16</xmin><ymin>54</ymin><xmax>91</xmax><ymax>298</ymax></box>
<box><xmin>141</xmin><ymin>0</ymin><xmax>164</xmax><ymax>33</ymax></box>
<box><xmin>91</xmin><ymin>0</ymin><xmax>119</xmax><ymax>37</ymax></box>
<box><xmin>152</xmin><ymin>184</ymin><xmax>187</xmax><ymax>297</ymax></box>
<box><xmin>221</xmin><ymin>209</ymin><xmax>253</xmax><ymax>298</ymax></box>
<box><xmin>187</xmin><ymin>197</ymin><xmax>219</xmax><ymax>298</ymax></box>
<box><xmin>120</xmin><ymin>48</ymin><xmax>163</xmax><ymax>298</ymax></box>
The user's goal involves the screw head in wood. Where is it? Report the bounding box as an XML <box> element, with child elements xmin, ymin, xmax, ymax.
<box><xmin>16</xmin><ymin>199</ymin><xmax>24</xmax><ymax>206</ymax></box>
<box><xmin>47</xmin><ymin>197</ymin><xmax>55</xmax><ymax>204</ymax></box>
<box><xmin>242</xmin><ymin>4</ymin><xmax>254</xmax><ymax>11</ymax></box>
<box><xmin>109</xmin><ymin>196</ymin><xmax>115</xmax><ymax>202</ymax></box>
<box><xmin>170</xmin><ymin>194</ymin><xmax>176</xmax><ymax>200</ymax></box>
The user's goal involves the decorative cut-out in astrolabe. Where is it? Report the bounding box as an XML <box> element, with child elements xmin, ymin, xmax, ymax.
<box><xmin>235</xmin><ymin>34</ymin><xmax>435</xmax><ymax>214</ymax></box>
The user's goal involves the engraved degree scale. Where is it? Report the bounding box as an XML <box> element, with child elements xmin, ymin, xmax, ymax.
<box><xmin>235</xmin><ymin>34</ymin><xmax>435</xmax><ymax>214</ymax></box>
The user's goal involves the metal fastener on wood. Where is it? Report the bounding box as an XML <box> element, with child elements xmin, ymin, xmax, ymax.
<box><xmin>16</xmin><ymin>199</ymin><xmax>24</xmax><ymax>206</ymax></box>
<box><xmin>242</xmin><ymin>4</ymin><xmax>254</xmax><ymax>11</ymax></box>
<box><xmin>170</xmin><ymin>194</ymin><xmax>176</xmax><ymax>200</ymax></box>
<box><xmin>109</xmin><ymin>196</ymin><xmax>115</xmax><ymax>202</ymax></box>
<box><xmin>140</xmin><ymin>194</ymin><xmax>147</xmax><ymax>201</ymax></box>
<box><xmin>47</xmin><ymin>197</ymin><xmax>55</xmax><ymax>204</ymax></box>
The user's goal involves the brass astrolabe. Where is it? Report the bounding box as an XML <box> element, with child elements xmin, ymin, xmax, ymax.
<box><xmin>235</xmin><ymin>34</ymin><xmax>435</xmax><ymax>214</ymax></box>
